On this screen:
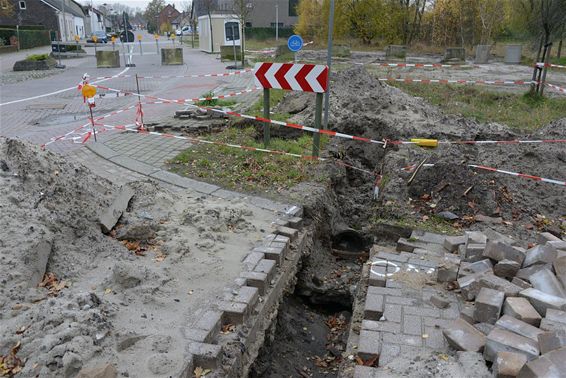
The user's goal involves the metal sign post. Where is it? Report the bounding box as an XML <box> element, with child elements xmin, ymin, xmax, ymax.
<box><xmin>322</xmin><ymin>0</ymin><xmax>335</xmax><ymax>130</ymax></box>
<box><xmin>93</xmin><ymin>35</ymin><xmax>98</xmax><ymax>54</ymax></box>
<box><xmin>155</xmin><ymin>34</ymin><xmax>159</xmax><ymax>53</ymax></box>
<box><xmin>263</xmin><ymin>89</ymin><xmax>270</xmax><ymax>146</ymax></box>
<box><xmin>138</xmin><ymin>34</ymin><xmax>143</xmax><ymax>55</ymax></box>
<box><xmin>312</xmin><ymin>93</ymin><xmax>323</xmax><ymax>157</ymax></box>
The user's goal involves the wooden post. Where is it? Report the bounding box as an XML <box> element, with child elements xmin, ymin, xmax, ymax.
<box><xmin>263</xmin><ymin>89</ymin><xmax>270</xmax><ymax>147</ymax></box>
<box><xmin>312</xmin><ymin>92</ymin><xmax>323</xmax><ymax>157</ymax></box>
<box><xmin>539</xmin><ymin>43</ymin><xmax>552</xmax><ymax>96</ymax></box>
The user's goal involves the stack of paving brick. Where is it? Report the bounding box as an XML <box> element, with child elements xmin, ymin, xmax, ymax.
<box><xmin>442</xmin><ymin>231</ymin><xmax>566</xmax><ymax>377</ymax></box>
<box><xmin>177</xmin><ymin>209</ymin><xmax>303</xmax><ymax>376</ymax></box>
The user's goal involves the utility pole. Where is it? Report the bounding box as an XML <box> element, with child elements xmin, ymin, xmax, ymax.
<box><xmin>322</xmin><ymin>0</ymin><xmax>335</xmax><ymax>130</ymax></box>
<box><xmin>275</xmin><ymin>4</ymin><xmax>279</xmax><ymax>41</ymax></box>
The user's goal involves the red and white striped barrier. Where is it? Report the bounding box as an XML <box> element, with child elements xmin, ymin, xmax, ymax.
<box><xmin>89</xmin><ymin>68</ymin><xmax>254</xmax><ymax>81</ymax></box>
<box><xmin>401</xmin><ymin>163</ymin><xmax>565</xmax><ymax>186</ymax></box>
<box><xmin>373</xmin><ymin>63</ymin><xmax>478</xmax><ymax>69</ymax></box>
<box><xmin>536</xmin><ymin>63</ymin><xmax>566</xmax><ymax>69</ymax></box>
<box><xmin>378</xmin><ymin>77</ymin><xmax>535</xmax><ymax>86</ymax></box>
<box><xmin>546</xmin><ymin>83</ymin><xmax>566</xmax><ymax>94</ymax></box>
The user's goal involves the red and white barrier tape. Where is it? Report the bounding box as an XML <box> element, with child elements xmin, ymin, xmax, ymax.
<box><xmin>373</xmin><ymin>63</ymin><xmax>478</xmax><ymax>69</ymax></box>
<box><xmin>546</xmin><ymin>83</ymin><xmax>566</xmax><ymax>94</ymax></box>
<box><xmin>401</xmin><ymin>163</ymin><xmax>565</xmax><ymax>186</ymax></box>
<box><xmin>378</xmin><ymin>77</ymin><xmax>535</xmax><ymax>86</ymax></box>
<box><xmin>93</xmin><ymin>84</ymin><xmax>261</xmax><ymax>104</ymax></box>
<box><xmin>77</xmin><ymin>86</ymin><xmax>566</xmax><ymax>149</ymax></box>
<box><xmin>89</xmin><ymin>68</ymin><xmax>254</xmax><ymax>80</ymax></box>
<box><xmin>536</xmin><ymin>62</ymin><xmax>566</xmax><ymax>69</ymax></box>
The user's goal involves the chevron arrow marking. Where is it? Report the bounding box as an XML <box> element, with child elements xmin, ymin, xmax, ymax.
<box><xmin>254</xmin><ymin>62</ymin><xmax>329</xmax><ymax>93</ymax></box>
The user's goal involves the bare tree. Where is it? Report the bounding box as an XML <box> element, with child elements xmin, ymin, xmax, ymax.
<box><xmin>195</xmin><ymin>0</ymin><xmax>218</xmax><ymax>52</ymax></box>
<box><xmin>232</xmin><ymin>0</ymin><xmax>254</xmax><ymax>67</ymax></box>
<box><xmin>478</xmin><ymin>0</ymin><xmax>504</xmax><ymax>44</ymax></box>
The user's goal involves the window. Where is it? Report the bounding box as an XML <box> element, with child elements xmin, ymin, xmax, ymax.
<box><xmin>225</xmin><ymin>22</ymin><xmax>239</xmax><ymax>41</ymax></box>
<box><xmin>245</xmin><ymin>22</ymin><xmax>252</xmax><ymax>28</ymax></box>
<box><xmin>289</xmin><ymin>0</ymin><xmax>299</xmax><ymax>17</ymax></box>
<box><xmin>19</xmin><ymin>1</ymin><xmax>26</xmax><ymax>10</ymax></box>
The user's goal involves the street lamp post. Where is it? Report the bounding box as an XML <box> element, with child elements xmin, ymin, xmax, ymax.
<box><xmin>275</xmin><ymin>4</ymin><xmax>278</xmax><ymax>41</ymax></box>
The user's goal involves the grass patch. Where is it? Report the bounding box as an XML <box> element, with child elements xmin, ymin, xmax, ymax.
<box><xmin>248</xmin><ymin>89</ymin><xmax>291</xmax><ymax>121</ymax></box>
<box><xmin>387</xmin><ymin>82</ymin><xmax>566</xmax><ymax>130</ymax></box>
<box><xmin>168</xmin><ymin>126</ymin><xmax>327</xmax><ymax>193</ymax></box>
<box><xmin>550</xmin><ymin>56</ymin><xmax>566</xmax><ymax>66</ymax></box>
<box><xmin>26</xmin><ymin>53</ymin><xmax>49</xmax><ymax>61</ymax></box>
<box><xmin>195</xmin><ymin>91</ymin><xmax>237</xmax><ymax>107</ymax></box>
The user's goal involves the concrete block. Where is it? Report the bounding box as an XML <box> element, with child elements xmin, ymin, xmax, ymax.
<box><xmin>240</xmin><ymin>271</ymin><xmax>268</xmax><ymax>295</ymax></box>
<box><xmin>460</xmin><ymin>305</ymin><xmax>475</xmax><ymax>324</ymax></box>
<box><xmin>529</xmin><ymin>268</ymin><xmax>566</xmax><ymax>298</ymax></box>
<box><xmin>484</xmin><ymin>229</ymin><xmax>519</xmax><ymax>246</ymax></box>
<box><xmin>504</xmin><ymin>297</ymin><xmax>542</xmax><ymax>326</ymax></box>
<box><xmin>474</xmin><ymin>322</ymin><xmax>495</xmax><ymax>336</ymax></box>
<box><xmin>546</xmin><ymin>309</ymin><xmax>566</xmax><ymax>325</ymax></box>
<box><xmin>254</xmin><ymin>259</ymin><xmax>276</xmax><ymax>282</ymax></box>
<box><xmin>364</xmin><ymin>294</ymin><xmax>384</xmax><ymax>320</ymax></box>
<box><xmin>466</xmin><ymin>231</ymin><xmax>487</xmax><ymax>245</ymax></box>
<box><xmin>187</xmin><ymin>342</ymin><xmax>221</xmax><ymax>370</ymax></box>
<box><xmin>458</xmin><ymin>272</ymin><xmax>486</xmax><ymax>301</ymax></box>
<box><xmin>465</xmin><ymin>243</ymin><xmax>487</xmax><ymax>262</ymax></box>
<box><xmin>479</xmin><ymin>274</ymin><xmax>523</xmax><ymax>297</ymax></box>
<box><xmin>484</xmin><ymin>328</ymin><xmax>540</xmax><ymax>362</ymax></box>
<box><xmin>275</xmin><ymin>225</ymin><xmax>298</xmax><ymax>241</ymax></box>
<box><xmin>493</xmin><ymin>351</ymin><xmax>527</xmax><ymax>378</ymax></box>
<box><xmin>540</xmin><ymin>318</ymin><xmax>566</xmax><ymax>332</ymax></box>
<box><xmin>474</xmin><ymin>44</ymin><xmax>491</xmax><ymax>64</ymax></box>
<box><xmin>242</xmin><ymin>251</ymin><xmax>264</xmax><ymax>271</ymax></box>
<box><xmin>96</xmin><ymin>50</ymin><xmax>120</xmax><ymax>68</ymax></box>
<box><xmin>410</xmin><ymin>230</ymin><xmax>447</xmax><ymax>245</ymax></box>
<box><xmin>516</xmin><ymin>263</ymin><xmax>553</xmax><ymax>282</ymax></box>
<box><xmin>538</xmin><ymin>330</ymin><xmax>566</xmax><ymax>354</ymax></box>
<box><xmin>460</xmin><ymin>259</ymin><xmax>493</xmax><ymax>277</ymax></box>
<box><xmin>519</xmin><ymin>288</ymin><xmax>566</xmax><ymax>316</ymax></box>
<box><xmin>218</xmin><ymin>301</ymin><xmax>248</xmax><ymax>325</ymax></box>
<box><xmin>444</xmin><ymin>235</ymin><xmax>467</xmax><ymax>252</ymax></box>
<box><xmin>554</xmin><ymin>256</ymin><xmax>566</xmax><ymax>289</ymax></box>
<box><xmin>512</xmin><ymin>277</ymin><xmax>532</xmax><ymax>290</ymax></box>
<box><xmin>443</xmin><ymin>318</ymin><xmax>486</xmax><ymax>352</ymax></box>
<box><xmin>98</xmin><ymin>186</ymin><xmax>134</xmax><ymax>233</ymax></box>
<box><xmin>495</xmin><ymin>315</ymin><xmax>544</xmax><ymax>342</ymax></box>
<box><xmin>483</xmin><ymin>241</ymin><xmax>526</xmax><ymax>265</ymax></box>
<box><xmin>357</xmin><ymin>329</ymin><xmax>381</xmax><ymax>361</ymax></box>
<box><xmin>443</xmin><ymin>47</ymin><xmax>466</xmax><ymax>62</ymax></box>
<box><xmin>161</xmin><ymin>47</ymin><xmax>183</xmax><ymax>65</ymax></box>
<box><xmin>385</xmin><ymin>45</ymin><xmax>406</xmax><ymax>60</ymax></box>
<box><xmin>517</xmin><ymin>347</ymin><xmax>566</xmax><ymax>377</ymax></box>
<box><xmin>437</xmin><ymin>260</ymin><xmax>459</xmax><ymax>282</ymax></box>
<box><xmin>538</xmin><ymin>232</ymin><xmax>562</xmax><ymax>244</ymax></box>
<box><xmin>523</xmin><ymin>244</ymin><xmax>557</xmax><ymax>267</ymax></box>
<box><xmin>474</xmin><ymin>287</ymin><xmax>505</xmax><ymax>324</ymax></box>
<box><xmin>494</xmin><ymin>259</ymin><xmax>521</xmax><ymax>279</ymax></box>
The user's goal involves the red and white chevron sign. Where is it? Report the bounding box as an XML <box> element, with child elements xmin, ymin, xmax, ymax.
<box><xmin>254</xmin><ymin>62</ymin><xmax>329</xmax><ymax>93</ymax></box>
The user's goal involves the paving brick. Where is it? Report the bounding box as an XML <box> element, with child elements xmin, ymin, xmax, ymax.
<box><xmin>549</xmin><ymin>240</ymin><xmax>566</xmax><ymax>251</ymax></box>
<box><xmin>240</xmin><ymin>271</ymin><xmax>268</xmax><ymax>295</ymax></box>
<box><xmin>516</xmin><ymin>263</ymin><xmax>553</xmax><ymax>281</ymax></box>
<box><xmin>474</xmin><ymin>322</ymin><xmax>495</xmax><ymax>336</ymax></box>
<box><xmin>503</xmin><ymin>297</ymin><xmax>542</xmax><ymax>326</ymax></box>
<box><xmin>511</xmin><ymin>277</ymin><xmax>532</xmax><ymax>290</ymax></box>
<box><xmin>444</xmin><ymin>235</ymin><xmax>467</xmax><ymax>252</ymax></box>
<box><xmin>383</xmin><ymin>304</ymin><xmax>402</xmax><ymax>323</ymax></box>
<box><xmin>193</xmin><ymin>311</ymin><xmax>222</xmax><ymax>340</ymax></box>
<box><xmin>396</xmin><ymin>238</ymin><xmax>419</xmax><ymax>252</ymax></box>
<box><xmin>546</xmin><ymin>309</ymin><xmax>566</xmax><ymax>324</ymax></box>
<box><xmin>368</xmin><ymin>265</ymin><xmax>386</xmax><ymax>287</ymax></box>
<box><xmin>437</xmin><ymin>260</ymin><xmax>458</xmax><ymax>282</ymax></box>
<box><xmin>376</xmin><ymin>251</ymin><xmax>409</xmax><ymax>263</ymax></box>
<box><xmin>254</xmin><ymin>259</ymin><xmax>276</xmax><ymax>282</ymax></box>
<box><xmin>474</xmin><ymin>287</ymin><xmax>505</xmax><ymax>324</ymax></box>
<box><xmin>459</xmin><ymin>259</ymin><xmax>493</xmax><ymax>277</ymax></box>
<box><xmin>254</xmin><ymin>246</ymin><xmax>284</xmax><ymax>266</ymax></box>
<box><xmin>275</xmin><ymin>225</ymin><xmax>298</xmax><ymax>241</ymax></box>
<box><xmin>458</xmin><ymin>271</ymin><xmax>485</xmax><ymax>301</ymax></box>
<box><xmin>442</xmin><ymin>304</ymin><xmax>461</xmax><ymax>319</ymax></box>
<box><xmin>381</xmin><ymin>332</ymin><xmax>423</xmax><ymax>347</ymax></box>
<box><xmin>187</xmin><ymin>342</ymin><xmax>222</xmax><ymax>370</ymax></box>
<box><xmin>233</xmin><ymin>286</ymin><xmax>258</xmax><ymax>308</ymax></box>
<box><xmin>269</xmin><ymin>240</ymin><xmax>289</xmax><ymax>254</ymax></box>
<box><xmin>495</xmin><ymin>315</ymin><xmax>544</xmax><ymax>342</ymax></box>
<box><xmin>519</xmin><ymin>288</ymin><xmax>566</xmax><ymax>316</ymax></box>
<box><xmin>403</xmin><ymin>315</ymin><xmax>422</xmax><ymax>336</ymax></box>
<box><xmin>540</xmin><ymin>318</ymin><xmax>566</xmax><ymax>332</ymax></box>
<box><xmin>404</xmin><ymin>305</ymin><xmax>440</xmax><ymax>318</ymax></box>
<box><xmin>538</xmin><ymin>330</ymin><xmax>566</xmax><ymax>354</ymax></box>
<box><xmin>483</xmin><ymin>241</ymin><xmax>526</xmax><ymax>265</ymax></box>
<box><xmin>242</xmin><ymin>251</ymin><xmax>264</xmax><ymax>271</ymax></box>
<box><xmin>219</xmin><ymin>301</ymin><xmax>248</xmax><ymax>325</ymax></box>
<box><xmin>523</xmin><ymin>244</ymin><xmax>558</xmax><ymax>268</ymax></box>
<box><xmin>361</xmin><ymin>320</ymin><xmax>401</xmax><ymax>334</ymax></box>
<box><xmin>357</xmin><ymin>330</ymin><xmax>381</xmax><ymax>361</ymax></box>
<box><xmin>385</xmin><ymin>296</ymin><xmax>417</xmax><ymax>305</ymax></box>
<box><xmin>443</xmin><ymin>318</ymin><xmax>486</xmax><ymax>352</ymax></box>
<box><xmin>379</xmin><ymin>343</ymin><xmax>401</xmax><ymax>365</ymax></box>
<box><xmin>538</xmin><ymin>232</ymin><xmax>562</xmax><ymax>244</ymax></box>
<box><xmin>484</xmin><ymin>328</ymin><xmax>540</xmax><ymax>362</ymax></box>
<box><xmin>364</xmin><ymin>294</ymin><xmax>384</xmax><ymax>321</ymax></box>
<box><xmin>479</xmin><ymin>274</ymin><xmax>523</xmax><ymax>297</ymax></box>
<box><xmin>410</xmin><ymin>230</ymin><xmax>447</xmax><ymax>245</ymax></box>
<box><xmin>465</xmin><ymin>231</ymin><xmax>487</xmax><ymax>245</ymax></box>
<box><xmin>424</xmin><ymin>326</ymin><xmax>446</xmax><ymax>349</ymax></box>
<box><xmin>517</xmin><ymin>347</ymin><xmax>566</xmax><ymax>377</ymax></box>
<box><xmin>286</xmin><ymin>217</ymin><xmax>303</xmax><ymax>228</ymax></box>
<box><xmin>430</xmin><ymin>294</ymin><xmax>450</xmax><ymax>309</ymax></box>
<box><xmin>494</xmin><ymin>259</ymin><xmax>521</xmax><ymax>279</ymax></box>
<box><xmin>185</xmin><ymin>328</ymin><xmax>209</xmax><ymax>343</ymax></box>
<box><xmin>353</xmin><ymin>365</ymin><xmax>379</xmax><ymax>377</ymax></box>
<box><xmin>493</xmin><ymin>351</ymin><xmax>527</xmax><ymax>378</ymax></box>
<box><xmin>554</xmin><ymin>256</ymin><xmax>566</xmax><ymax>290</ymax></box>
<box><xmin>367</xmin><ymin>287</ymin><xmax>403</xmax><ymax>296</ymax></box>
<box><xmin>460</xmin><ymin>305</ymin><xmax>475</xmax><ymax>324</ymax></box>
<box><xmin>529</xmin><ymin>268</ymin><xmax>566</xmax><ymax>299</ymax></box>
<box><xmin>464</xmin><ymin>243</ymin><xmax>487</xmax><ymax>262</ymax></box>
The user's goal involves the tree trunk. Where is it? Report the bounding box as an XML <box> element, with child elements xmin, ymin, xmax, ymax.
<box><xmin>558</xmin><ymin>39</ymin><xmax>563</xmax><ymax>59</ymax></box>
<box><xmin>208</xmin><ymin>11</ymin><xmax>214</xmax><ymax>53</ymax></box>
<box><xmin>241</xmin><ymin>23</ymin><xmax>245</xmax><ymax>67</ymax></box>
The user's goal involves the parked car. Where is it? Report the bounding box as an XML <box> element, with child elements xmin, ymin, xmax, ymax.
<box><xmin>106</xmin><ymin>31</ymin><xmax>119</xmax><ymax>40</ymax></box>
<box><xmin>176</xmin><ymin>26</ymin><xmax>192</xmax><ymax>36</ymax></box>
<box><xmin>87</xmin><ymin>31</ymin><xmax>108</xmax><ymax>43</ymax></box>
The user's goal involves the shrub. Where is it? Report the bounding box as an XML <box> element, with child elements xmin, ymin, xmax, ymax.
<box><xmin>26</xmin><ymin>53</ymin><xmax>49</xmax><ymax>61</ymax></box>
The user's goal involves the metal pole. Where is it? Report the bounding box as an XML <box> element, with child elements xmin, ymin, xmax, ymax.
<box><xmin>231</xmin><ymin>24</ymin><xmax>237</xmax><ymax>68</ymax></box>
<box><xmin>16</xmin><ymin>24</ymin><xmax>20</xmax><ymax>51</ymax></box>
<box><xmin>76</xmin><ymin>40</ymin><xmax>79</xmax><ymax>57</ymax></box>
<box><xmin>312</xmin><ymin>93</ymin><xmax>323</xmax><ymax>157</ymax></box>
<box><xmin>540</xmin><ymin>43</ymin><xmax>552</xmax><ymax>96</ymax></box>
<box><xmin>322</xmin><ymin>0</ymin><xmax>335</xmax><ymax>130</ymax></box>
<box><xmin>139</xmin><ymin>39</ymin><xmax>142</xmax><ymax>55</ymax></box>
<box><xmin>263</xmin><ymin>89</ymin><xmax>270</xmax><ymax>147</ymax></box>
<box><xmin>275</xmin><ymin>4</ymin><xmax>279</xmax><ymax>41</ymax></box>
<box><xmin>135</xmin><ymin>73</ymin><xmax>144</xmax><ymax>128</ymax></box>
<box><xmin>89</xmin><ymin>105</ymin><xmax>97</xmax><ymax>142</ymax></box>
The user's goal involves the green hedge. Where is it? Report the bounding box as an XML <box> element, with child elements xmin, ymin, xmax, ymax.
<box><xmin>245</xmin><ymin>27</ymin><xmax>294</xmax><ymax>41</ymax></box>
<box><xmin>0</xmin><ymin>25</ymin><xmax>46</xmax><ymax>30</ymax></box>
<box><xmin>0</xmin><ymin>29</ymin><xmax>51</xmax><ymax>48</ymax></box>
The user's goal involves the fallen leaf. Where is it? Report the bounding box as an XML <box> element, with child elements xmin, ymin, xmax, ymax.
<box><xmin>104</xmin><ymin>288</ymin><xmax>112</xmax><ymax>295</ymax></box>
<box><xmin>15</xmin><ymin>325</ymin><xmax>27</xmax><ymax>335</ymax></box>
<box><xmin>438</xmin><ymin>353</ymin><xmax>449</xmax><ymax>361</ymax></box>
<box><xmin>221</xmin><ymin>324</ymin><xmax>235</xmax><ymax>334</ymax></box>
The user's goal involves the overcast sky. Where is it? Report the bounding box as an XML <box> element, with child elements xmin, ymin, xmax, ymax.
<box><xmin>86</xmin><ymin>0</ymin><xmax>187</xmax><ymax>12</ymax></box>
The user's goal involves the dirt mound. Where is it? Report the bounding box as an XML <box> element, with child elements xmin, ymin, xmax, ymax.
<box><xmin>282</xmin><ymin>67</ymin><xmax>565</xmax><ymax>240</ymax></box>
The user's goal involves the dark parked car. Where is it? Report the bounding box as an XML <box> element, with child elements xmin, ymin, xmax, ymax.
<box><xmin>87</xmin><ymin>31</ymin><xmax>108</xmax><ymax>43</ymax></box>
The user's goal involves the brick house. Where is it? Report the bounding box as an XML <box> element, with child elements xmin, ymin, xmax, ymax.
<box><xmin>158</xmin><ymin>4</ymin><xmax>180</xmax><ymax>32</ymax></box>
<box><xmin>193</xmin><ymin>0</ymin><xmax>298</xmax><ymax>28</ymax></box>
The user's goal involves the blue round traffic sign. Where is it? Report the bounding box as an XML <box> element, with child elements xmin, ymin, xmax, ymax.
<box><xmin>287</xmin><ymin>35</ymin><xmax>304</xmax><ymax>52</ymax></box>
